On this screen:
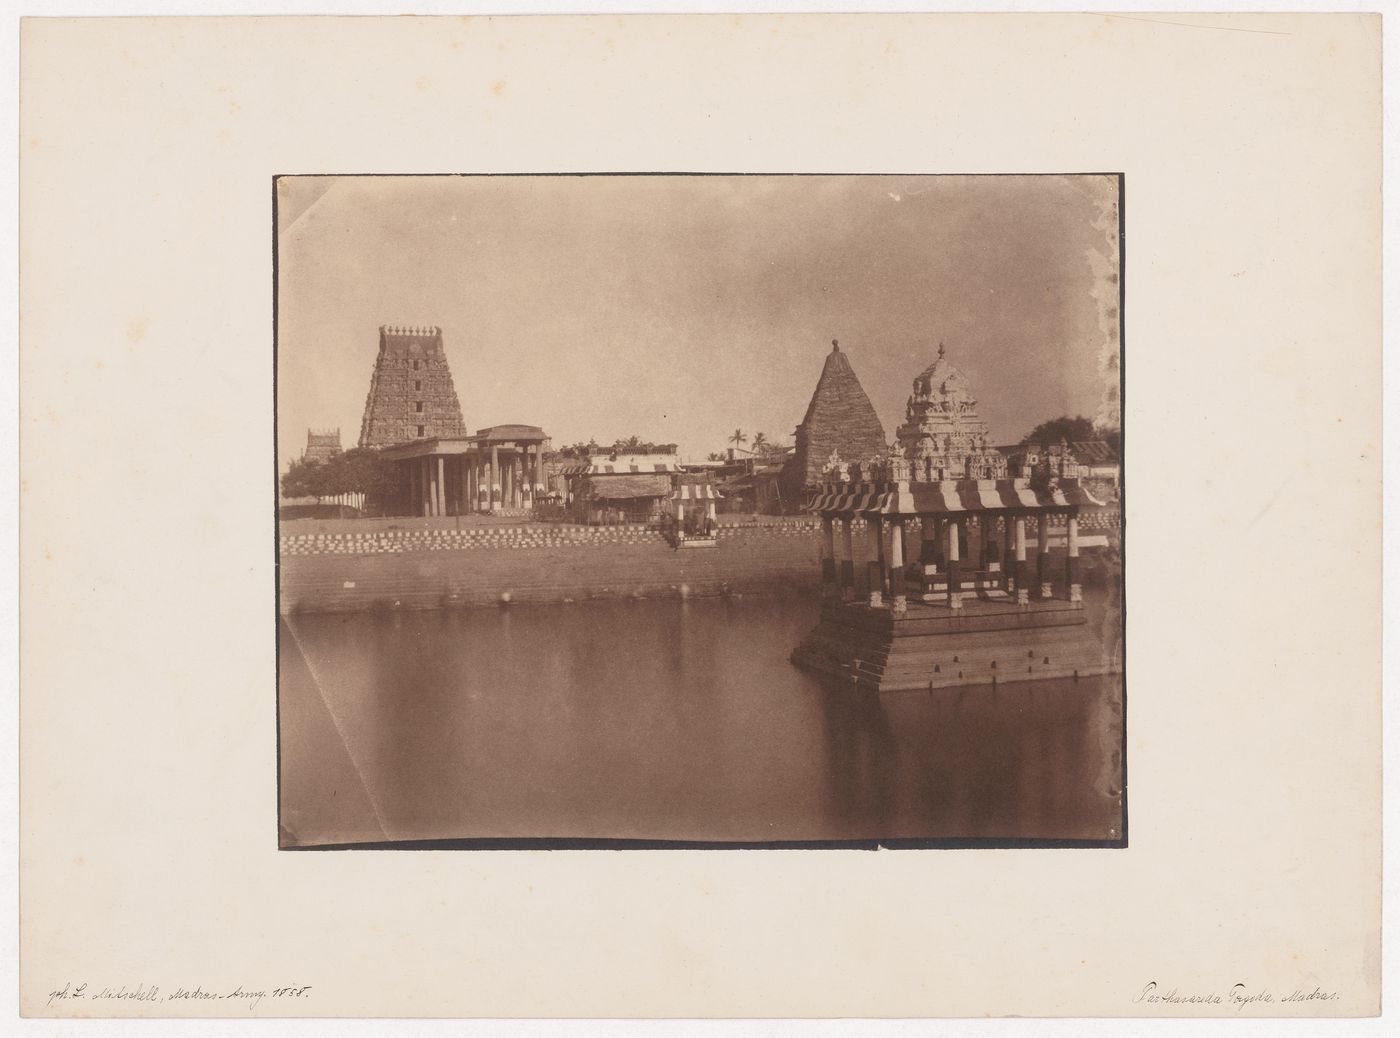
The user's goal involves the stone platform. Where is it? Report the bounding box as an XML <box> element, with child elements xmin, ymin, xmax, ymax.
<box><xmin>790</xmin><ymin>597</ymin><xmax>1116</xmax><ymax>693</ymax></box>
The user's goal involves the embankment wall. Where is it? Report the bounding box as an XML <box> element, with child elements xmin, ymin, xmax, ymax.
<box><xmin>279</xmin><ymin>522</ymin><xmax>826</xmax><ymax>613</ymax></box>
<box><xmin>278</xmin><ymin>512</ymin><xmax>1119</xmax><ymax>614</ymax></box>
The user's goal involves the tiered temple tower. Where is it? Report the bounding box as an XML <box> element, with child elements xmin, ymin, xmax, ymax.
<box><xmin>895</xmin><ymin>343</ymin><xmax>1008</xmax><ymax>481</ymax></box>
<box><xmin>358</xmin><ymin>325</ymin><xmax>468</xmax><ymax>447</ymax></box>
<box><xmin>784</xmin><ymin>340</ymin><xmax>889</xmax><ymax>496</ymax></box>
<box><xmin>302</xmin><ymin>428</ymin><xmax>342</xmax><ymax>463</ymax></box>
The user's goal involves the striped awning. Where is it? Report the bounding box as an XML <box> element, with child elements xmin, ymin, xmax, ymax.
<box><xmin>673</xmin><ymin>482</ymin><xmax>718</xmax><ymax>501</ymax></box>
<box><xmin>806</xmin><ymin>478</ymin><xmax>1106</xmax><ymax>516</ymax></box>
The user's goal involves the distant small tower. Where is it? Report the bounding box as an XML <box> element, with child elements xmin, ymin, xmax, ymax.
<box><xmin>302</xmin><ymin>428</ymin><xmax>343</xmax><ymax>464</ymax></box>
<box><xmin>358</xmin><ymin>325</ymin><xmax>468</xmax><ymax>447</ymax></box>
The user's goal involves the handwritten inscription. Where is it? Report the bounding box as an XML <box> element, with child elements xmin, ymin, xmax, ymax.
<box><xmin>1134</xmin><ymin>981</ymin><xmax>1339</xmax><ymax>1012</ymax></box>
<box><xmin>47</xmin><ymin>982</ymin><xmax>312</xmax><ymax>1012</ymax></box>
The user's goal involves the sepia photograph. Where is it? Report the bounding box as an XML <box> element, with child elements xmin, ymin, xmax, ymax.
<box><xmin>276</xmin><ymin>173</ymin><xmax>1125</xmax><ymax>849</ymax></box>
<box><xmin>19</xmin><ymin>10</ymin><xmax>1383</xmax><ymax>1021</ymax></box>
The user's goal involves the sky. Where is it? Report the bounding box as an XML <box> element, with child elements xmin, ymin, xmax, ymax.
<box><xmin>276</xmin><ymin>174</ymin><xmax>1120</xmax><ymax>466</ymax></box>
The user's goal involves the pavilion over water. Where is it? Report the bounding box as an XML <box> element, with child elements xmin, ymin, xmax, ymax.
<box><xmin>791</xmin><ymin>344</ymin><xmax>1118</xmax><ymax>693</ymax></box>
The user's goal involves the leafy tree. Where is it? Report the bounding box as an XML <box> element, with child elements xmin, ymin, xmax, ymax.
<box><xmin>1020</xmin><ymin>415</ymin><xmax>1096</xmax><ymax>446</ymax></box>
<box><xmin>707</xmin><ymin>452</ymin><xmax>725</xmax><ymax>462</ymax></box>
<box><xmin>728</xmin><ymin>429</ymin><xmax>747</xmax><ymax>449</ymax></box>
<box><xmin>280</xmin><ymin>448</ymin><xmax>401</xmax><ymax>512</ymax></box>
<box><xmin>280</xmin><ymin>457</ymin><xmax>320</xmax><ymax>499</ymax></box>
<box><xmin>339</xmin><ymin>447</ymin><xmax>401</xmax><ymax>506</ymax></box>
<box><xmin>751</xmin><ymin>432</ymin><xmax>768</xmax><ymax>453</ymax></box>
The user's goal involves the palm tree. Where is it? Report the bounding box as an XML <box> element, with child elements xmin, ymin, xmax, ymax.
<box><xmin>751</xmin><ymin>432</ymin><xmax>768</xmax><ymax>454</ymax></box>
<box><xmin>728</xmin><ymin>429</ymin><xmax>748</xmax><ymax>450</ymax></box>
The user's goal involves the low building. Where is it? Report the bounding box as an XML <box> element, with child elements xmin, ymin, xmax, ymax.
<box><xmin>717</xmin><ymin>447</ymin><xmax>795</xmax><ymax>514</ymax></box>
<box><xmin>557</xmin><ymin>450</ymin><xmax>684</xmax><ymax>525</ymax></box>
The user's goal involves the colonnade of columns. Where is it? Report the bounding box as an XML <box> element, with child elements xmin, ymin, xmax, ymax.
<box><xmin>406</xmin><ymin>444</ymin><xmax>549</xmax><ymax>517</ymax></box>
<box><xmin>818</xmin><ymin>511</ymin><xmax>1083</xmax><ymax>611</ymax></box>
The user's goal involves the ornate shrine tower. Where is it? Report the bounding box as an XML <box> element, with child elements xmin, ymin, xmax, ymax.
<box><xmin>358</xmin><ymin>325</ymin><xmax>468</xmax><ymax>447</ymax></box>
<box><xmin>895</xmin><ymin>343</ymin><xmax>1008</xmax><ymax>481</ymax></box>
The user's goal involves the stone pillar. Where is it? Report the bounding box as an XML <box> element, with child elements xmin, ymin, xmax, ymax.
<box><xmin>1038</xmin><ymin>513</ymin><xmax>1052</xmax><ymax>599</ymax></box>
<box><xmin>820</xmin><ymin>517</ymin><xmax>837</xmax><ymax>598</ymax></box>
<box><xmin>920</xmin><ymin>516</ymin><xmax>939</xmax><ymax>568</ymax></box>
<box><xmin>534</xmin><ymin>446</ymin><xmax>545</xmax><ymax>497</ymax></box>
<box><xmin>946</xmin><ymin>519</ymin><xmax>963</xmax><ymax>610</ymax></box>
<box><xmin>840</xmin><ymin>518</ymin><xmax>856</xmax><ymax>601</ymax></box>
<box><xmin>982</xmin><ymin>515</ymin><xmax>999</xmax><ymax>572</ymax></box>
<box><xmin>866</xmin><ymin>517</ymin><xmax>884</xmax><ymax>608</ymax></box>
<box><xmin>876</xmin><ymin>517</ymin><xmax>888</xmax><ymax>594</ymax></box>
<box><xmin>888</xmin><ymin>518</ymin><xmax>907</xmax><ymax>614</ymax></box>
<box><xmin>1003</xmin><ymin>516</ymin><xmax>1016</xmax><ymax>590</ymax></box>
<box><xmin>421</xmin><ymin>457</ymin><xmax>432</xmax><ymax>517</ymax></box>
<box><xmin>490</xmin><ymin>444</ymin><xmax>501</xmax><ymax>509</ymax></box>
<box><xmin>1014</xmin><ymin>516</ymin><xmax>1030</xmax><ymax>605</ymax></box>
<box><xmin>436</xmin><ymin>457</ymin><xmax>447</xmax><ymax>518</ymax></box>
<box><xmin>1066</xmin><ymin>513</ymin><xmax>1082</xmax><ymax>604</ymax></box>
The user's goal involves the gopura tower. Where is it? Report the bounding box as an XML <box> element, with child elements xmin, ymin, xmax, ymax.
<box><xmin>895</xmin><ymin>343</ymin><xmax>1008</xmax><ymax>481</ymax></box>
<box><xmin>302</xmin><ymin>428</ymin><xmax>343</xmax><ymax>463</ymax></box>
<box><xmin>358</xmin><ymin>325</ymin><xmax>468</xmax><ymax>447</ymax></box>
<box><xmin>784</xmin><ymin>339</ymin><xmax>889</xmax><ymax>495</ymax></box>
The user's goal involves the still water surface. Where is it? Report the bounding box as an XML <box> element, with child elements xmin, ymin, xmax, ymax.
<box><xmin>279</xmin><ymin>595</ymin><xmax>1123</xmax><ymax>846</ymax></box>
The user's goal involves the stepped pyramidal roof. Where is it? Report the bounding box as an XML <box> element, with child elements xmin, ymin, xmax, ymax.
<box><xmin>358</xmin><ymin>325</ymin><xmax>468</xmax><ymax>447</ymax></box>
<box><xmin>787</xmin><ymin>340</ymin><xmax>889</xmax><ymax>488</ymax></box>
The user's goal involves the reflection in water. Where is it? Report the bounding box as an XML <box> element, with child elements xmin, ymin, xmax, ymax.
<box><xmin>280</xmin><ymin>595</ymin><xmax>1123</xmax><ymax>845</ymax></box>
